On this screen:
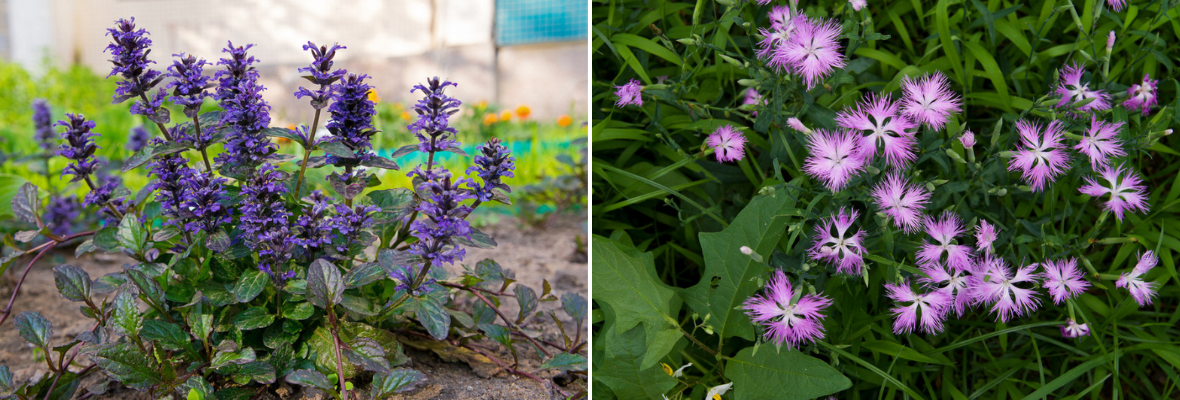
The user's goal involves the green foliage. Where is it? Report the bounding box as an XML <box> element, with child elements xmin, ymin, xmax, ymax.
<box><xmin>593</xmin><ymin>0</ymin><xmax>1180</xmax><ymax>398</ymax></box>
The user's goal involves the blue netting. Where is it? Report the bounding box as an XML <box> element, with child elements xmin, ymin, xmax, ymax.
<box><xmin>495</xmin><ymin>0</ymin><xmax>587</xmax><ymax>46</ymax></box>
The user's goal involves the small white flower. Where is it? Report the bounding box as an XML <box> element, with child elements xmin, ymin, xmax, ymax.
<box><xmin>706</xmin><ymin>382</ymin><xmax>734</xmax><ymax>400</ymax></box>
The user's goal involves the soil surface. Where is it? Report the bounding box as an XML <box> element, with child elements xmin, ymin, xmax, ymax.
<box><xmin>0</xmin><ymin>213</ymin><xmax>587</xmax><ymax>399</ymax></box>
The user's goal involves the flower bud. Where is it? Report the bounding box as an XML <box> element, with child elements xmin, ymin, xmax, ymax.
<box><xmin>960</xmin><ymin>130</ymin><xmax>976</xmax><ymax>148</ymax></box>
<box><xmin>740</xmin><ymin>246</ymin><xmax>753</xmax><ymax>255</ymax></box>
<box><xmin>1106</xmin><ymin>31</ymin><xmax>1115</xmax><ymax>54</ymax></box>
<box><xmin>787</xmin><ymin>117</ymin><xmax>813</xmax><ymax>135</ymax></box>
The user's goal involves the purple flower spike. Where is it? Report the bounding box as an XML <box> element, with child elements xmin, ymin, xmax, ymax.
<box><xmin>148</xmin><ymin>138</ymin><xmax>193</xmax><ymax>228</ymax></box>
<box><xmin>468</xmin><ymin>137</ymin><xmax>516</xmax><ymax>202</ymax></box>
<box><xmin>614</xmin><ymin>79</ymin><xmax>643</xmax><ymax>107</ymax></box>
<box><xmin>128</xmin><ymin>125</ymin><xmax>150</xmax><ymax>153</ymax></box>
<box><xmin>974</xmin><ymin>219</ymin><xmax>999</xmax><ymax>255</ymax></box>
<box><xmin>326</xmin><ymin>73</ymin><xmax>377</xmax><ymax>164</ymax></box>
<box><xmin>1009</xmin><ymin>119</ymin><xmax>1070</xmax><ymax>192</ymax></box>
<box><xmin>972</xmin><ymin>257</ymin><xmax>1041</xmax><ymax>322</ymax></box>
<box><xmin>295</xmin><ymin>190</ymin><xmax>334</xmax><ymax>259</ymax></box>
<box><xmin>776</xmin><ymin>17</ymin><xmax>845</xmax><ymax>89</ymax></box>
<box><xmin>1041</xmin><ymin>258</ymin><xmax>1090</xmax><ymax>305</ymax></box>
<box><xmin>179</xmin><ymin>169</ymin><xmax>231</xmax><ymax>234</ymax></box>
<box><xmin>44</xmin><ymin>195</ymin><xmax>80</xmax><ymax>237</ymax></box>
<box><xmin>56</xmin><ymin>113</ymin><xmax>104</xmax><ymax>183</ymax></box>
<box><xmin>1076</xmin><ymin>116</ymin><xmax>1125</xmax><ymax>169</ymax></box>
<box><xmin>1079</xmin><ymin>163</ymin><xmax>1149</xmax><ymax>222</ymax></box>
<box><xmin>836</xmin><ymin>93</ymin><xmax>918</xmax><ymax>168</ymax></box>
<box><xmin>809</xmin><ymin>208</ymin><xmax>867</xmax><ymax>275</ymax></box>
<box><xmin>870</xmin><ymin>172</ymin><xmax>931</xmax><ymax>233</ymax></box>
<box><xmin>1124</xmin><ymin>74</ymin><xmax>1158</xmax><ymax>116</ymax></box>
<box><xmin>33</xmin><ymin>99</ymin><xmax>56</xmax><ymax>151</ymax></box>
<box><xmin>167</xmin><ymin>53</ymin><xmax>212</xmax><ymax>120</ymax></box>
<box><xmin>391</xmin><ymin>264</ymin><xmax>435</xmax><ymax>296</ymax></box>
<box><xmin>1060</xmin><ymin>318</ymin><xmax>1090</xmax><ymax>339</ymax></box>
<box><xmin>706</xmin><ymin>125</ymin><xmax>748</xmax><ymax>163</ymax></box>
<box><xmin>1054</xmin><ymin>63</ymin><xmax>1110</xmax><ymax>112</ymax></box>
<box><xmin>408</xmin><ymin>166</ymin><xmax>475</xmax><ymax>266</ymax></box>
<box><xmin>84</xmin><ymin>174</ymin><xmax>126</xmax><ymax>210</ymax></box>
<box><xmin>240</xmin><ymin>164</ymin><xmax>292</xmax><ymax>243</ymax></box>
<box><xmin>885</xmin><ymin>280</ymin><xmax>951</xmax><ymax>335</ymax></box>
<box><xmin>804</xmin><ymin>129</ymin><xmax>864</xmax><ymax>192</ymax></box>
<box><xmin>918</xmin><ymin>262</ymin><xmax>972</xmax><ymax>317</ymax></box>
<box><xmin>917</xmin><ymin>211</ymin><xmax>974</xmax><ymax>273</ymax></box>
<box><xmin>900</xmin><ymin>72</ymin><xmax>962</xmax><ymax>131</ymax></box>
<box><xmin>214</xmin><ymin>41</ymin><xmax>275</xmax><ymax>169</ymax></box>
<box><xmin>410</xmin><ymin>77</ymin><xmax>463</xmax><ymax>154</ymax></box>
<box><xmin>295</xmin><ymin>42</ymin><xmax>347</xmax><ymax>109</ymax></box>
<box><xmin>105</xmin><ymin>17</ymin><xmax>166</xmax><ymax>120</ymax></box>
<box><xmin>328</xmin><ymin>203</ymin><xmax>382</xmax><ymax>255</ymax></box>
<box><xmin>741</xmin><ymin>270</ymin><xmax>831</xmax><ymax>349</ymax></box>
<box><xmin>1115</xmin><ymin>251</ymin><xmax>1159</xmax><ymax>306</ymax></box>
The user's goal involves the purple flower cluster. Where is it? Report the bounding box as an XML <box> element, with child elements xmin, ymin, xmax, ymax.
<box><xmin>32</xmin><ymin>99</ymin><xmax>55</xmax><ymax>151</ymax></box>
<box><xmin>613</xmin><ymin>79</ymin><xmax>643</xmax><ymax>107</ymax></box>
<box><xmin>468</xmin><ymin>137</ymin><xmax>516</xmax><ymax>202</ymax></box>
<box><xmin>167</xmin><ymin>53</ymin><xmax>212</xmax><ymax>120</ymax></box>
<box><xmin>43</xmin><ymin>195</ymin><xmax>80</xmax><ymax>237</ymax></box>
<box><xmin>742</xmin><ymin>270</ymin><xmax>832</xmax><ymax>349</ymax></box>
<box><xmin>294</xmin><ymin>42</ymin><xmax>347</xmax><ymax>109</ymax></box>
<box><xmin>391</xmin><ymin>264</ymin><xmax>435</xmax><ymax>296</ymax></box>
<box><xmin>147</xmin><ymin>138</ymin><xmax>193</xmax><ymax>227</ymax></box>
<box><xmin>179</xmin><ymin>169</ymin><xmax>230</xmax><ymax>234</ymax></box>
<box><xmin>328</xmin><ymin>203</ymin><xmax>380</xmax><ymax>255</ymax></box>
<box><xmin>1054</xmin><ymin>63</ymin><xmax>1110</xmax><ymax>113</ymax></box>
<box><xmin>295</xmin><ymin>190</ymin><xmax>334</xmax><ymax>259</ymax></box>
<box><xmin>408</xmin><ymin>167</ymin><xmax>474</xmax><ymax>266</ymax></box>
<box><xmin>240</xmin><ymin>164</ymin><xmax>296</xmax><ymax>281</ymax></box>
<box><xmin>56</xmin><ymin>113</ymin><xmax>103</xmax><ymax>183</ymax></box>
<box><xmin>409</xmin><ymin>77</ymin><xmax>462</xmax><ymax>153</ymax></box>
<box><xmin>705</xmin><ymin>125</ymin><xmax>748</xmax><ymax>163</ymax></box>
<box><xmin>213</xmin><ymin>42</ymin><xmax>275</xmax><ymax>169</ymax></box>
<box><xmin>104</xmin><ymin>18</ymin><xmax>166</xmax><ymax>120</ymax></box>
<box><xmin>756</xmin><ymin>8</ymin><xmax>846</xmax><ymax>89</ymax></box>
<box><xmin>127</xmin><ymin>125</ymin><xmax>150</xmax><ymax>153</ymax></box>
<box><xmin>326</xmin><ymin>73</ymin><xmax>377</xmax><ymax>164</ymax></box>
<box><xmin>84</xmin><ymin>174</ymin><xmax>122</xmax><ymax>208</ymax></box>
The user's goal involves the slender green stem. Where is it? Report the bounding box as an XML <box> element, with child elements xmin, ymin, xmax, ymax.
<box><xmin>293</xmin><ymin>109</ymin><xmax>323</xmax><ymax>199</ymax></box>
<box><xmin>192</xmin><ymin>116</ymin><xmax>213</xmax><ymax>173</ymax></box>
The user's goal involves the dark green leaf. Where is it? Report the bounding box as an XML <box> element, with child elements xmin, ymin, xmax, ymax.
<box><xmin>233</xmin><ymin>307</ymin><xmax>276</xmax><ymax>331</ymax></box>
<box><xmin>478</xmin><ymin>323</ymin><xmax>511</xmax><ymax>347</ymax></box>
<box><xmin>594</xmin><ymin>325</ymin><xmax>676</xmax><ymax>399</ymax></box>
<box><xmin>343</xmin><ymin>262</ymin><xmax>386</xmax><ymax>288</ymax></box>
<box><xmin>341</xmin><ymin>293</ymin><xmax>379</xmax><ymax>316</ymax></box>
<box><xmin>116</xmin><ymin>214</ymin><xmax>146</xmax><ymax>254</ymax></box>
<box><xmin>307</xmin><ymin>259</ymin><xmax>343</xmax><ymax>308</ymax></box>
<box><xmin>53</xmin><ymin>265</ymin><xmax>91</xmax><ymax>302</ymax></box>
<box><xmin>206</xmin><ymin>229</ymin><xmax>230</xmax><ymax>253</ymax></box>
<box><xmin>285</xmin><ymin>369</ymin><xmax>333</xmax><ymax>391</ymax></box>
<box><xmin>388</xmin><ymin>144</ymin><xmax>418</xmax><ymax>158</ymax></box>
<box><xmin>369</xmin><ymin>368</ymin><xmax>427</xmax><ymax>397</ymax></box>
<box><xmin>211</xmin><ymin>346</ymin><xmax>256</xmax><ymax>369</ymax></box>
<box><xmin>360</xmin><ymin>155</ymin><xmax>400</xmax><ymax>170</ymax></box>
<box><xmin>318</xmin><ymin>141</ymin><xmax>355</xmax><ymax>158</ymax></box>
<box><xmin>263</xmin><ymin>127</ymin><xmax>303</xmax><ymax>143</ymax></box>
<box><xmin>540</xmin><ymin>353</ymin><xmax>587</xmax><ymax>372</ymax></box>
<box><xmin>125</xmin><ymin>269</ymin><xmax>165</xmax><ymax>309</ymax></box>
<box><xmin>514</xmin><ymin>284</ymin><xmax>538</xmax><ymax>324</ymax></box>
<box><xmin>93</xmin><ymin>227</ymin><xmax>119</xmax><ymax>251</ymax></box>
<box><xmin>343</xmin><ymin>337</ymin><xmax>390</xmax><ymax>373</ymax></box>
<box><xmin>263</xmin><ymin>319</ymin><xmax>302</xmax><ymax>349</ymax></box>
<box><xmin>91</xmin><ymin>343</ymin><xmax>161</xmax><ymax>390</ymax></box>
<box><xmin>592</xmin><ymin>237</ymin><xmax>682</xmax><ymax>369</ymax></box>
<box><xmin>281</xmin><ymin>301</ymin><xmax>315</xmax><ymax>320</ymax></box>
<box><xmin>15</xmin><ymin>311</ymin><xmax>52</xmax><ymax>349</ymax></box>
<box><xmin>73</xmin><ymin>239</ymin><xmax>97</xmax><ymax>258</ymax></box>
<box><xmin>562</xmin><ymin>292</ymin><xmax>587</xmax><ymax>322</ymax></box>
<box><xmin>728</xmin><ymin>346</ymin><xmax>851</xmax><ymax>400</ymax></box>
<box><xmin>232</xmin><ymin>361</ymin><xmax>276</xmax><ymax>385</ymax></box>
<box><xmin>112</xmin><ymin>291</ymin><xmax>141</xmax><ymax>338</ymax></box>
<box><xmin>413</xmin><ymin>295</ymin><xmax>451</xmax><ymax>340</ymax></box>
<box><xmin>454</xmin><ymin>227</ymin><xmax>497</xmax><ymax>249</ymax></box>
<box><xmin>232</xmin><ymin>269</ymin><xmax>268</xmax><ymax>303</ymax></box>
<box><xmin>12</xmin><ymin>183</ymin><xmax>40</xmax><ymax>225</ymax></box>
<box><xmin>140</xmin><ymin>320</ymin><xmax>190</xmax><ymax>351</ymax></box>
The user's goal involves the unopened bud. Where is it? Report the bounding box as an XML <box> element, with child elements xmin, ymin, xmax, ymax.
<box><xmin>1167</xmin><ymin>129</ymin><xmax>1173</xmax><ymax>136</ymax></box>
<box><xmin>677</xmin><ymin>37</ymin><xmax>698</xmax><ymax>46</ymax></box>
<box><xmin>996</xmin><ymin>188</ymin><xmax>1007</xmax><ymax>196</ymax></box>
<box><xmin>1107</xmin><ymin>31</ymin><xmax>1116</xmax><ymax>54</ymax></box>
<box><xmin>866</xmin><ymin>165</ymin><xmax>881</xmax><ymax>175</ymax></box>
<box><xmin>719</xmin><ymin>54</ymin><xmax>743</xmax><ymax>67</ymax></box>
<box><xmin>737</xmin><ymin>79</ymin><xmax>758</xmax><ymax>87</ymax></box>
<box><xmin>960</xmin><ymin>130</ymin><xmax>976</xmax><ymax>148</ymax></box>
<box><xmin>741</xmin><ymin>246</ymin><xmax>763</xmax><ymax>263</ymax></box>
<box><xmin>740</xmin><ymin>246</ymin><xmax>753</xmax><ymax>255</ymax></box>
<box><xmin>787</xmin><ymin>117</ymin><xmax>812</xmax><ymax>135</ymax></box>
<box><xmin>646</xmin><ymin>84</ymin><xmax>667</xmax><ymax>90</ymax></box>
<box><xmin>946</xmin><ymin>149</ymin><xmax>966</xmax><ymax>164</ymax></box>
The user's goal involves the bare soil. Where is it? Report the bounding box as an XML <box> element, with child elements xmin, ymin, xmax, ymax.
<box><xmin>0</xmin><ymin>213</ymin><xmax>587</xmax><ymax>399</ymax></box>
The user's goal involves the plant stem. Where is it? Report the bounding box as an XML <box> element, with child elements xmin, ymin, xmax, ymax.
<box><xmin>462</xmin><ymin>286</ymin><xmax>551</xmax><ymax>358</ymax></box>
<box><xmin>293</xmin><ymin>109</ymin><xmax>323</xmax><ymax>199</ymax></box>
<box><xmin>83</xmin><ymin>175</ymin><xmax>125</xmax><ymax>220</ymax></box>
<box><xmin>344</xmin><ymin>165</ymin><xmax>353</xmax><ymax>208</ymax></box>
<box><xmin>192</xmin><ymin>116</ymin><xmax>213</xmax><ymax>173</ymax></box>
<box><xmin>326</xmin><ymin>308</ymin><xmax>349</xmax><ymax>400</ymax></box>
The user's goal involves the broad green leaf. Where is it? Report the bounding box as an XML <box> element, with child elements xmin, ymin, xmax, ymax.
<box><xmin>285</xmin><ymin>369</ymin><xmax>333</xmax><ymax>391</ymax></box>
<box><xmin>52</xmin><ymin>264</ymin><xmax>91</xmax><ymax>302</ymax></box>
<box><xmin>116</xmin><ymin>214</ymin><xmax>146</xmax><ymax>254</ymax></box>
<box><xmin>514</xmin><ymin>284</ymin><xmax>538</xmax><ymax>324</ymax></box>
<box><xmin>413</xmin><ymin>295</ymin><xmax>451</xmax><ymax>340</ymax></box>
<box><xmin>369</xmin><ymin>368</ymin><xmax>427</xmax><ymax>397</ymax></box>
<box><xmin>540</xmin><ymin>353</ymin><xmax>587</xmax><ymax>372</ymax></box>
<box><xmin>343</xmin><ymin>262</ymin><xmax>386</xmax><ymax>288</ymax></box>
<box><xmin>728</xmin><ymin>346</ymin><xmax>852</xmax><ymax>400</ymax></box>
<box><xmin>11</xmin><ymin>182</ymin><xmax>39</xmax><ymax>225</ymax></box>
<box><xmin>263</xmin><ymin>319</ymin><xmax>302</xmax><ymax>349</ymax></box>
<box><xmin>233</xmin><ymin>307</ymin><xmax>275</xmax><ymax>331</ymax></box>
<box><xmin>91</xmin><ymin>343</ymin><xmax>161</xmax><ymax>390</ymax></box>
<box><xmin>232</xmin><ymin>361</ymin><xmax>276</xmax><ymax>385</ymax></box>
<box><xmin>307</xmin><ymin>258</ymin><xmax>343</xmax><ymax>308</ymax></box>
<box><xmin>592</xmin><ymin>236</ymin><xmax>682</xmax><ymax>369</ymax></box>
<box><xmin>610</xmin><ymin>33</ymin><xmax>682</xmax><ymax>66</ymax></box>
<box><xmin>593</xmin><ymin>325</ymin><xmax>676</xmax><ymax>400</ymax></box>
<box><xmin>125</xmin><ymin>269</ymin><xmax>165</xmax><ymax>309</ymax></box>
<box><xmin>211</xmin><ymin>346</ymin><xmax>256</xmax><ymax>369</ymax></box>
<box><xmin>342</xmin><ymin>337</ymin><xmax>390</xmax><ymax>373</ymax></box>
<box><xmin>0</xmin><ymin>174</ymin><xmax>29</xmax><ymax>219</ymax></box>
<box><xmin>112</xmin><ymin>291</ymin><xmax>141</xmax><ymax>338</ymax></box>
<box><xmin>141</xmin><ymin>320</ymin><xmax>191</xmax><ymax>351</ymax></box>
<box><xmin>15</xmin><ymin>311</ymin><xmax>52</xmax><ymax>349</ymax></box>
<box><xmin>282</xmin><ymin>301</ymin><xmax>315</xmax><ymax>320</ymax></box>
<box><xmin>232</xmin><ymin>269</ymin><xmax>268</xmax><ymax>303</ymax></box>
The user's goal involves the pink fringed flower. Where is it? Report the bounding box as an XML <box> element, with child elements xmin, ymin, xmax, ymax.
<box><xmin>836</xmin><ymin>94</ymin><xmax>918</xmax><ymax>168</ymax></box>
<box><xmin>1009</xmin><ymin>119</ymin><xmax>1070</xmax><ymax>192</ymax></box>
<box><xmin>885</xmin><ymin>280</ymin><xmax>951</xmax><ymax>335</ymax></box>
<box><xmin>809</xmin><ymin>208</ymin><xmax>867</xmax><ymax>275</ymax></box>
<box><xmin>900</xmin><ymin>72</ymin><xmax>962</xmax><ymax>131</ymax></box>
<box><xmin>1061</xmin><ymin>319</ymin><xmax>1091</xmax><ymax>339</ymax></box>
<box><xmin>849</xmin><ymin>0</ymin><xmax>867</xmax><ymax>11</ymax></box>
<box><xmin>1078</xmin><ymin>163</ymin><xmax>1149</xmax><ymax>222</ymax></box>
<box><xmin>757</xmin><ymin>7</ymin><xmax>804</xmax><ymax>64</ymax></box>
<box><xmin>1115</xmin><ymin>251</ymin><xmax>1159</xmax><ymax>306</ymax></box>
<box><xmin>742</xmin><ymin>270</ymin><xmax>832</xmax><ymax>349</ymax></box>
<box><xmin>1054</xmin><ymin>63</ymin><xmax>1110</xmax><ymax>112</ymax></box>
<box><xmin>614</xmin><ymin>79</ymin><xmax>643</xmax><ymax>107</ymax></box>
<box><xmin>804</xmin><ymin>129</ymin><xmax>865</xmax><ymax>192</ymax></box>
<box><xmin>918</xmin><ymin>262</ymin><xmax>973</xmax><ymax>316</ymax></box>
<box><xmin>871</xmin><ymin>172</ymin><xmax>931</xmax><ymax>233</ymax></box>
<box><xmin>960</xmin><ymin>130</ymin><xmax>976</xmax><ymax>148</ymax></box>
<box><xmin>1075</xmin><ymin>116</ymin><xmax>1125</xmax><ymax>169</ymax></box>
<box><xmin>743</xmin><ymin>88</ymin><xmax>764</xmax><ymax>116</ymax></box>
<box><xmin>917</xmin><ymin>211</ymin><xmax>975</xmax><ymax>272</ymax></box>
<box><xmin>974</xmin><ymin>220</ymin><xmax>999</xmax><ymax>255</ymax></box>
<box><xmin>1124</xmin><ymin>74</ymin><xmax>1158</xmax><ymax>116</ymax></box>
<box><xmin>1041</xmin><ymin>258</ymin><xmax>1090</xmax><ymax>305</ymax></box>
<box><xmin>706</xmin><ymin>125</ymin><xmax>748</xmax><ymax>163</ymax></box>
<box><xmin>972</xmin><ymin>257</ymin><xmax>1041</xmax><ymax>322</ymax></box>
<box><xmin>1107</xmin><ymin>0</ymin><xmax>1126</xmax><ymax>12</ymax></box>
<box><xmin>775</xmin><ymin>17</ymin><xmax>845</xmax><ymax>89</ymax></box>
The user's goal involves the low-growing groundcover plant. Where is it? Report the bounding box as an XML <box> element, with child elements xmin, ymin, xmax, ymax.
<box><xmin>593</xmin><ymin>0</ymin><xmax>1178</xmax><ymax>399</ymax></box>
<box><xmin>0</xmin><ymin>17</ymin><xmax>587</xmax><ymax>399</ymax></box>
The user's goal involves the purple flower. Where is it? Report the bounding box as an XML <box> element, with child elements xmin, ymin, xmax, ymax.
<box><xmin>1009</xmin><ymin>119</ymin><xmax>1070</xmax><ymax>192</ymax></box>
<box><xmin>409</xmin><ymin>166</ymin><xmax>475</xmax><ymax>267</ymax></box>
<box><xmin>179</xmin><ymin>169</ymin><xmax>231</xmax><ymax>234</ymax></box>
<box><xmin>900</xmin><ymin>72</ymin><xmax>962</xmax><ymax>131</ymax></box>
<box><xmin>85</xmin><ymin>174</ymin><xmax>124</xmax><ymax>209</ymax></box>
<box><xmin>1078</xmin><ymin>163</ymin><xmax>1149</xmax><ymax>222</ymax></box>
<box><xmin>1075</xmin><ymin>116</ymin><xmax>1124</xmax><ymax>169</ymax></box>
<box><xmin>32</xmin><ymin>99</ymin><xmax>55</xmax><ymax>151</ymax></box>
<box><xmin>959</xmin><ymin>130</ymin><xmax>975</xmax><ymax>148</ymax></box>
<box><xmin>614</xmin><ymin>79</ymin><xmax>643</xmax><ymax>107</ymax></box>
<box><xmin>776</xmin><ymin>17</ymin><xmax>845</xmax><ymax>89</ymax></box>
<box><xmin>836</xmin><ymin>94</ymin><xmax>918</xmax><ymax>168</ymax></box>
<box><xmin>328</xmin><ymin>203</ymin><xmax>381</xmax><ymax>255</ymax></box>
<box><xmin>213</xmin><ymin>41</ymin><xmax>275</xmax><ymax>169</ymax></box>
<box><xmin>741</xmin><ymin>270</ymin><xmax>831</xmax><ymax>349</ymax></box>
<box><xmin>104</xmin><ymin>18</ymin><xmax>166</xmax><ymax>120</ymax></box>
<box><xmin>804</xmin><ymin>129</ymin><xmax>864</xmax><ymax>192</ymax></box>
<box><xmin>849</xmin><ymin>0</ymin><xmax>866</xmax><ymax>10</ymax></box>
<box><xmin>1041</xmin><ymin>258</ymin><xmax>1090</xmax><ymax>305</ymax></box>
<box><xmin>1123</xmin><ymin>74</ymin><xmax>1158</xmax><ymax>115</ymax></box>
<box><xmin>257</xmin><ymin>226</ymin><xmax>298</xmax><ymax>284</ymax></box>
<box><xmin>972</xmin><ymin>257</ymin><xmax>1041</xmax><ymax>322</ymax></box>
<box><xmin>809</xmin><ymin>208</ymin><xmax>866</xmax><ymax>275</ymax></box>
<box><xmin>294</xmin><ymin>42</ymin><xmax>347</xmax><ymax>109</ymax></box>
<box><xmin>409</xmin><ymin>77</ymin><xmax>463</xmax><ymax>154</ymax></box>
<box><xmin>918</xmin><ymin>262</ymin><xmax>972</xmax><ymax>316</ymax></box>
<box><xmin>1107</xmin><ymin>0</ymin><xmax>1126</xmax><ymax>11</ymax></box>
<box><xmin>885</xmin><ymin>280</ymin><xmax>951</xmax><ymax>335</ymax></box>
<box><xmin>917</xmin><ymin>211</ymin><xmax>974</xmax><ymax>272</ymax></box>
<box><xmin>296</xmin><ymin>190</ymin><xmax>335</xmax><ymax>259</ymax></box>
<box><xmin>147</xmin><ymin>138</ymin><xmax>193</xmax><ymax>228</ymax></box>
<box><xmin>1060</xmin><ymin>319</ymin><xmax>1090</xmax><ymax>338</ymax></box>
<box><xmin>705</xmin><ymin>125</ymin><xmax>747</xmax><ymax>163</ymax></box>
<box><xmin>757</xmin><ymin>7</ymin><xmax>804</xmax><ymax>66</ymax></box>
<box><xmin>468</xmin><ymin>137</ymin><xmax>516</xmax><ymax>202</ymax></box>
<box><xmin>240</xmin><ymin>163</ymin><xmax>292</xmax><ymax>243</ymax></box>
<box><xmin>743</xmin><ymin>88</ymin><xmax>764</xmax><ymax>116</ymax></box>
<box><xmin>326</xmin><ymin>73</ymin><xmax>377</xmax><ymax>164</ymax></box>
<box><xmin>56</xmin><ymin>113</ymin><xmax>103</xmax><ymax>183</ymax></box>
<box><xmin>1115</xmin><ymin>251</ymin><xmax>1159</xmax><ymax>306</ymax></box>
<box><xmin>43</xmin><ymin>195</ymin><xmax>80</xmax><ymax>237</ymax></box>
<box><xmin>870</xmin><ymin>172</ymin><xmax>931</xmax><ymax>233</ymax></box>
<box><xmin>391</xmin><ymin>264</ymin><xmax>435</xmax><ymax>296</ymax></box>
<box><xmin>974</xmin><ymin>219</ymin><xmax>999</xmax><ymax>255</ymax></box>
<box><xmin>787</xmin><ymin>117</ymin><xmax>812</xmax><ymax>134</ymax></box>
<box><xmin>127</xmin><ymin>125</ymin><xmax>150</xmax><ymax>153</ymax></box>
<box><xmin>1054</xmin><ymin>63</ymin><xmax>1110</xmax><ymax>112</ymax></box>
<box><xmin>167</xmin><ymin>53</ymin><xmax>212</xmax><ymax>119</ymax></box>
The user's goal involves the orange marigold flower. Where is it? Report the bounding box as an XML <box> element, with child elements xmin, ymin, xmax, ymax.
<box><xmin>367</xmin><ymin>88</ymin><xmax>380</xmax><ymax>103</ymax></box>
<box><xmin>515</xmin><ymin>105</ymin><xmax>531</xmax><ymax>120</ymax></box>
<box><xmin>557</xmin><ymin>115</ymin><xmax>573</xmax><ymax>127</ymax></box>
<box><xmin>501</xmin><ymin>111</ymin><xmax>513</xmax><ymax>121</ymax></box>
<box><xmin>483</xmin><ymin>113</ymin><xmax>498</xmax><ymax>126</ymax></box>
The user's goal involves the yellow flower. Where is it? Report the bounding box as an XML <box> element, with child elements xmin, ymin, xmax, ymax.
<box><xmin>557</xmin><ymin>114</ymin><xmax>573</xmax><ymax>128</ymax></box>
<box><xmin>661</xmin><ymin>363</ymin><xmax>674</xmax><ymax>376</ymax></box>
<box><xmin>477</xmin><ymin>100</ymin><xmax>488</xmax><ymax>110</ymax></box>
<box><xmin>367</xmin><ymin>88</ymin><xmax>380</xmax><ymax>103</ymax></box>
<box><xmin>483</xmin><ymin>113</ymin><xmax>498</xmax><ymax>126</ymax></box>
<box><xmin>501</xmin><ymin>111</ymin><xmax>513</xmax><ymax>122</ymax></box>
<box><xmin>400</xmin><ymin>111</ymin><xmax>412</xmax><ymax>121</ymax></box>
<box><xmin>515</xmin><ymin>105</ymin><xmax>531</xmax><ymax>120</ymax></box>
